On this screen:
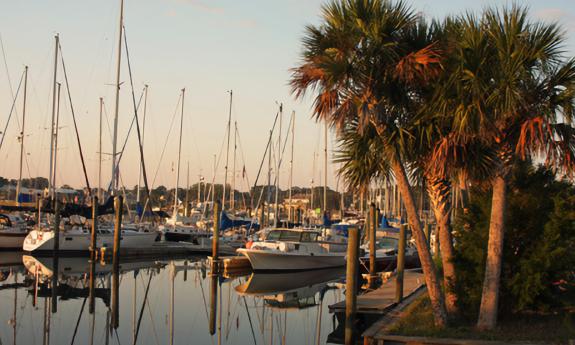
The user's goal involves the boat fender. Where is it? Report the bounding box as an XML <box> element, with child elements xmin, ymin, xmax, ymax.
<box><xmin>246</xmin><ymin>240</ymin><xmax>253</xmax><ymax>249</ymax></box>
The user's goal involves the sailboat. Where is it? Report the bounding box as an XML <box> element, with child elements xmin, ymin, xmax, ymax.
<box><xmin>161</xmin><ymin>89</ymin><xmax>210</xmax><ymax>243</ymax></box>
<box><xmin>24</xmin><ymin>5</ymin><xmax>158</xmax><ymax>253</ymax></box>
<box><xmin>0</xmin><ymin>66</ymin><xmax>30</xmax><ymax>249</ymax></box>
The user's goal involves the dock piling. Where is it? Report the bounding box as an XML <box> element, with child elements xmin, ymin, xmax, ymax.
<box><xmin>113</xmin><ymin>196</ymin><xmax>123</xmax><ymax>267</ymax></box>
<box><xmin>111</xmin><ymin>195</ymin><xmax>123</xmax><ymax>329</ymax></box>
<box><xmin>395</xmin><ymin>224</ymin><xmax>406</xmax><ymax>303</ymax></box>
<box><xmin>369</xmin><ymin>203</ymin><xmax>377</xmax><ymax>288</ymax></box>
<box><xmin>212</xmin><ymin>201</ymin><xmax>221</xmax><ymax>272</ymax></box>
<box><xmin>345</xmin><ymin>226</ymin><xmax>360</xmax><ymax>345</ymax></box>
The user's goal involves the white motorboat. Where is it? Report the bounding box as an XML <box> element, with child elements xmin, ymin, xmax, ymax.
<box><xmin>237</xmin><ymin>228</ymin><xmax>347</xmax><ymax>271</ymax></box>
<box><xmin>359</xmin><ymin>236</ymin><xmax>420</xmax><ymax>272</ymax></box>
<box><xmin>0</xmin><ymin>214</ymin><xmax>29</xmax><ymax>249</ymax></box>
<box><xmin>23</xmin><ymin>226</ymin><xmax>158</xmax><ymax>252</ymax></box>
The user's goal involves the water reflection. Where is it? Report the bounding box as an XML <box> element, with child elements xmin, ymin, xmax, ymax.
<box><xmin>0</xmin><ymin>253</ymin><xmax>347</xmax><ymax>344</ymax></box>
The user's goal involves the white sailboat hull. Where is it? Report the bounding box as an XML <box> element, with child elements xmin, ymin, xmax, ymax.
<box><xmin>23</xmin><ymin>229</ymin><xmax>158</xmax><ymax>252</ymax></box>
<box><xmin>237</xmin><ymin>248</ymin><xmax>346</xmax><ymax>271</ymax></box>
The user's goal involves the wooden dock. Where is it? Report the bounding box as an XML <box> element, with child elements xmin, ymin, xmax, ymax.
<box><xmin>329</xmin><ymin>270</ymin><xmax>425</xmax><ymax>314</ymax></box>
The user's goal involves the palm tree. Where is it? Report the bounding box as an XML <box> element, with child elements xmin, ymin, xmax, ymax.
<box><xmin>433</xmin><ymin>6</ymin><xmax>575</xmax><ymax>329</ymax></box>
<box><xmin>290</xmin><ymin>0</ymin><xmax>448</xmax><ymax>326</ymax></box>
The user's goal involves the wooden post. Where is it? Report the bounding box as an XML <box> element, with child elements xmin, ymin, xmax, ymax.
<box><xmin>111</xmin><ymin>196</ymin><xmax>122</xmax><ymax>329</ymax></box>
<box><xmin>395</xmin><ymin>224</ymin><xmax>406</xmax><ymax>303</ymax></box>
<box><xmin>111</xmin><ymin>262</ymin><xmax>120</xmax><ymax>329</ymax></box>
<box><xmin>91</xmin><ymin>196</ymin><xmax>99</xmax><ymax>258</ymax></box>
<box><xmin>212</xmin><ymin>201</ymin><xmax>221</xmax><ymax>270</ymax></box>
<box><xmin>259</xmin><ymin>206</ymin><xmax>265</xmax><ymax>229</ymax></box>
<box><xmin>113</xmin><ymin>196</ymin><xmax>123</xmax><ymax>267</ymax></box>
<box><xmin>369</xmin><ymin>203</ymin><xmax>376</xmax><ymax>288</ymax></box>
<box><xmin>209</xmin><ymin>273</ymin><xmax>218</xmax><ymax>335</ymax></box>
<box><xmin>36</xmin><ymin>195</ymin><xmax>42</xmax><ymax>227</ymax></box>
<box><xmin>345</xmin><ymin>226</ymin><xmax>359</xmax><ymax>345</ymax></box>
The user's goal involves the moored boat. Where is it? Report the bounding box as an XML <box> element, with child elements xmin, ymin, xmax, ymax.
<box><xmin>23</xmin><ymin>226</ymin><xmax>158</xmax><ymax>253</ymax></box>
<box><xmin>237</xmin><ymin>228</ymin><xmax>347</xmax><ymax>271</ymax></box>
<box><xmin>0</xmin><ymin>214</ymin><xmax>29</xmax><ymax>249</ymax></box>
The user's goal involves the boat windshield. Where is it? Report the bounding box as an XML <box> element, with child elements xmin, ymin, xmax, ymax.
<box><xmin>265</xmin><ymin>230</ymin><xmax>314</xmax><ymax>242</ymax></box>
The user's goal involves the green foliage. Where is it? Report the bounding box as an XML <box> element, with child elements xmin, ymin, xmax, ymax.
<box><xmin>453</xmin><ymin>161</ymin><xmax>575</xmax><ymax>315</ymax></box>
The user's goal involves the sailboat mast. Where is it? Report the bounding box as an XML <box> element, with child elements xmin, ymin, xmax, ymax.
<box><xmin>174</xmin><ymin>88</ymin><xmax>185</xmax><ymax>217</ymax></box>
<box><xmin>52</xmin><ymin>83</ymin><xmax>62</xmax><ymax>193</ymax></box>
<box><xmin>98</xmin><ymin>97</ymin><xmax>103</xmax><ymax>201</ymax></box>
<box><xmin>222</xmin><ymin>90</ymin><xmax>232</xmax><ymax>210</ymax></box>
<box><xmin>267</xmin><ymin>130</ymin><xmax>272</xmax><ymax>227</ymax></box>
<box><xmin>185</xmin><ymin>161</ymin><xmax>190</xmax><ymax>216</ymax></box>
<box><xmin>288</xmin><ymin>111</ymin><xmax>295</xmax><ymax>215</ymax></box>
<box><xmin>323</xmin><ymin>121</ymin><xmax>328</xmax><ymax>214</ymax></box>
<box><xmin>231</xmin><ymin>121</ymin><xmax>237</xmax><ymax>211</ymax></box>
<box><xmin>48</xmin><ymin>35</ymin><xmax>59</xmax><ymax>199</ymax></box>
<box><xmin>274</xmin><ymin>103</ymin><xmax>282</xmax><ymax>227</ymax></box>
<box><xmin>111</xmin><ymin>0</ymin><xmax>124</xmax><ymax>196</ymax></box>
<box><xmin>136</xmin><ymin>84</ymin><xmax>148</xmax><ymax>204</ymax></box>
<box><xmin>16</xmin><ymin>66</ymin><xmax>28</xmax><ymax>204</ymax></box>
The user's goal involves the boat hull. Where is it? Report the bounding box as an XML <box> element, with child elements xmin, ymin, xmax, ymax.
<box><xmin>0</xmin><ymin>231</ymin><xmax>27</xmax><ymax>249</ymax></box>
<box><xmin>23</xmin><ymin>229</ymin><xmax>158</xmax><ymax>252</ymax></box>
<box><xmin>237</xmin><ymin>248</ymin><xmax>346</xmax><ymax>271</ymax></box>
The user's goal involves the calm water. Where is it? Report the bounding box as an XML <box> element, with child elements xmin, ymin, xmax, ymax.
<box><xmin>0</xmin><ymin>252</ymin><xmax>347</xmax><ymax>345</ymax></box>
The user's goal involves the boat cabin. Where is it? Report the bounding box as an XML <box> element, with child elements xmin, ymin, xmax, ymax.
<box><xmin>265</xmin><ymin>229</ymin><xmax>320</xmax><ymax>242</ymax></box>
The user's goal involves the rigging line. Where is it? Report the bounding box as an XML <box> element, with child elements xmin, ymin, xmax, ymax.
<box><xmin>69</xmin><ymin>297</ymin><xmax>88</xmax><ymax>345</ymax></box>
<box><xmin>137</xmin><ymin>274</ymin><xmax>160</xmax><ymax>345</ymax></box>
<box><xmin>242</xmin><ymin>296</ymin><xmax>258</xmax><ymax>345</ymax></box>
<box><xmin>105</xmin><ymin>88</ymin><xmax>145</xmax><ymax>193</ymax></box>
<box><xmin>250</xmin><ymin>111</ymin><xmax>280</xmax><ymax>209</ymax></box>
<box><xmin>133</xmin><ymin>269</ymin><xmax>154</xmax><ymax>345</ymax></box>
<box><xmin>234</xmin><ymin>124</ymin><xmax>251</xmax><ymax>196</ymax></box>
<box><xmin>198</xmin><ymin>270</ymin><xmax>211</xmax><ymax>324</ymax></box>
<box><xmin>123</xmin><ymin>25</ymin><xmax>156</xmax><ymax>221</ymax></box>
<box><xmin>201</xmin><ymin>126</ymin><xmax>228</xmax><ymax>217</ymax></box>
<box><xmin>0</xmin><ymin>34</ymin><xmax>21</xmax><ymax>131</ymax></box>
<box><xmin>59</xmin><ymin>42</ymin><xmax>92</xmax><ymax>195</ymax></box>
<box><xmin>0</xmin><ymin>70</ymin><xmax>24</xmax><ymax>152</ymax></box>
<box><xmin>150</xmin><ymin>93</ymin><xmax>181</xmax><ymax>189</ymax></box>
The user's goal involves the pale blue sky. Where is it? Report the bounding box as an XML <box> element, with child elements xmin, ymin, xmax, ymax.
<box><xmin>0</xmin><ymin>0</ymin><xmax>574</xmax><ymax>192</ymax></box>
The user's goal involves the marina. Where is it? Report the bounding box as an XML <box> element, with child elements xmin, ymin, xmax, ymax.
<box><xmin>0</xmin><ymin>0</ymin><xmax>574</xmax><ymax>344</ymax></box>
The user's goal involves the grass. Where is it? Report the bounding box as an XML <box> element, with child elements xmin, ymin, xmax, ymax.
<box><xmin>388</xmin><ymin>295</ymin><xmax>575</xmax><ymax>344</ymax></box>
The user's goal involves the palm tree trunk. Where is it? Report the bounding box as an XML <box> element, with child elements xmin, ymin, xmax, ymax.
<box><xmin>477</xmin><ymin>174</ymin><xmax>506</xmax><ymax>330</ymax></box>
<box><xmin>427</xmin><ymin>176</ymin><xmax>458</xmax><ymax>316</ymax></box>
<box><xmin>391</xmin><ymin>153</ymin><xmax>447</xmax><ymax>327</ymax></box>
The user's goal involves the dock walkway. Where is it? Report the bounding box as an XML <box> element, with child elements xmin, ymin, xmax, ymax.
<box><xmin>328</xmin><ymin>270</ymin><xmax>425</xmax><ymax>314</ymax></box>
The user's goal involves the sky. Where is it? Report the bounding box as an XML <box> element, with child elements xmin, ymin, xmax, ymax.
<box><xmin>0</xmin><ymin>0</ymin><xmax>574</xmax><ymax>192</ymax></box>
